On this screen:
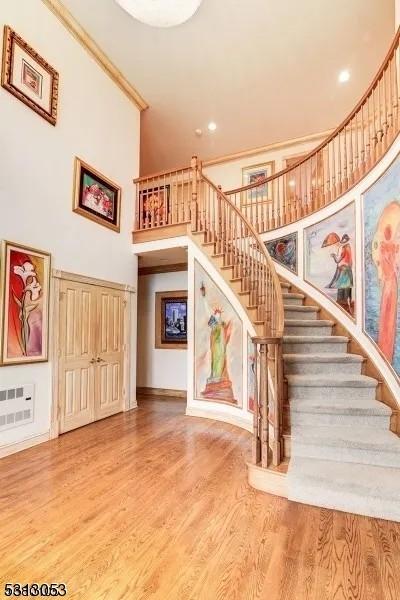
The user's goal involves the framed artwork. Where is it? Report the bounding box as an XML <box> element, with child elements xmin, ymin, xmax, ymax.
<box><xmin>194</xmin><ymin>261</ymin><xmax>243</xmax><ymax>406</ymax></box>
<box><xmin>155</xmin><ymin>291</ymin><xmax>187</xmax><ymax>349</ymax></box>
<box><xmin>362</xmin><ymin>153</ymin><xmax>400</xmax><ymax>380</ymax></box>
<box><xmin>265</xmin><ymin>232</ymin><xmax>298</xmax><ymax>274</ymax></box>
<box><xmin>242</xmin><ymin>161</ymin><xmax>274</xmax><ymax>204</ymax></box>
<box><xmin>140</xmin><ymin>186</ymin><xmax>170</xmax><ymax>227</ymax></box>
<box><xmin>1</xmin><ymin>26</ymin><xmax>59</xmax><ymax>125</ymax></box>
<box><xmin>0</xmin><ymin>241</ymin><xmax>51</xmax><ymax>365</ymax></box>
<box><xmin>304</xmin><ymin>203</ymin><xmax>356</xmax><ymax>319</ymax></box>
<box><xmin>73</xmin><ymin>158</ymin><xmax>121</xmax><ymax>232</ymax></box>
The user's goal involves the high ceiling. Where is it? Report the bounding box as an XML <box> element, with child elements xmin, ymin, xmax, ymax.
<box><xmin>61</xmin><ymin>0</ymin><xmax>394</xmax><ymax>174</ymax></box>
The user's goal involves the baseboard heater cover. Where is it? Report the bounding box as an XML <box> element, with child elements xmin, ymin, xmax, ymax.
<box><xmin>0</xmin><ymin>384</ymin><xmax>34</xmax><ymax>431</ymax></box>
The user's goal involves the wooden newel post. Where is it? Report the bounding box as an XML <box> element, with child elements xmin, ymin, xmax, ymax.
<box><xmin>252</xmin><ymin>338</ymin><xmax>261</xmax><ymax>464</ymax></box>
<box><xmin>259</xmin><ymin>341</ymin><xmax>269</xmax><ymax>469</ymax></box>
<box><xmin>191</xmin><ymin>155</ymin><xmax>198</xmax><ymax>231</ymax></box>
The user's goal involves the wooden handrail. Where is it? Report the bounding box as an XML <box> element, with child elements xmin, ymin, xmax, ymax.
<box><xmin>224</xmin><ymin>27</ymin><xmax>400</xmax><ymax>232</ymax></box>
<box><xmin>199</xmin><ymin>170</ymin><xmax>285</xmax><ymax>338</ymax></box>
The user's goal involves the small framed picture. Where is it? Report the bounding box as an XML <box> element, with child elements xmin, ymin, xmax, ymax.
<box><xmin>0</xmin><ymin>241</ymin><xmax>51</xmax><ymax>365</ymax></box>
<box><xmin>140</xmin><ymin>186</ymin><xmax>170</xmax><ymax>227</ymax></box>
<box><xmin>155</xmin><ymin>291</ymin><xmax>187</xmax><ymax>349</ymax></box>
<box><xmin>73</xmin><ymin>157</ymin><xmax>121</xmax><ymax>232</ymax></box>
<box><xmin>1</xmin><ymin>26</ymin><xmax>59</xmax><ymax>125</ymax></box>
<box><xmin>242</xmin><ymin>161</ymin><xmax>274</xmax><ymax>204</ymax></box>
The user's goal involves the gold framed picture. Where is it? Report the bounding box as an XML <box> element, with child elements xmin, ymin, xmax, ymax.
<box><xmin>1</xmin><ymin>25</ymin><xmax>59</xmax><ymax>125</ymax></box>
<box><xmin>241</xmin><ymin>161</ymin><xmax>274</xmax><ymax>205</ymax></box>
<box><xmin>0</xmin><ymin>240</ymin><xmax>51</xmax><ymax>366</ymax></box>
<box><xmin>155</xmin><ymin>291</ymin><xmax>187</xmax><ymax>350</ymax></box>
<box><xmin>73</xmin><ymin>158</ymin><xmax>121</xmax><ymax>232</ymax></box>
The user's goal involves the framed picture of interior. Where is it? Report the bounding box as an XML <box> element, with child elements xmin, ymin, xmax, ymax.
<box><xmin>73</xmin><ymin>157</ymin><xmax>121</xmax><ymax>232</ymax></box>
<box><xmin>0</xmin><ymin>241</ymin><xmax>51</xmax><ymax>365</ymax></box>
<box><xmin>155</xmin><ymin>291</ymin><xmax>187</xmax><ymax>349</ymax></box>
<box><xmin>242</xmin><ymin>161</ymin><xmax>274</xmax><ymax>204</ymax></box>
<box><xmin>1</xmin><ymin>25</ymin><xmax>59</xmax><ymax>125</ymax></box>
<box><xmin>140</xmin><ymin>185</ymin><xmax>170</xmax><ymax>227</ymax></box>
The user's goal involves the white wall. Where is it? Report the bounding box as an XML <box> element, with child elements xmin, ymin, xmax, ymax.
<box><xmin>0</xmin><ymin>0</ymin><xmax>140</xmax><ymax>449</ymax></box>
<box><xmin>132</xmin><ymin>237</ymin><xmax>254</xmax><ymax>432</ymax></box>
<box><xmin>137</xmin><ymin>271</ymin><xmax>188</xmax><ymax>391</ymax></box>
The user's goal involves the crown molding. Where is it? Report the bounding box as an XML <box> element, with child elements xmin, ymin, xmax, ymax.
<box><xmin>202</xmin><ymin>128</ymin><xmax>334</xmax><ymax>168</ymax></box>
<box><xmin>41</xmin><ymin>0</ymin><xmax>149</xmax><ymax>111</ymax></box>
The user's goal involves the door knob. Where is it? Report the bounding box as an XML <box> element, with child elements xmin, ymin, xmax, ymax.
<box><xmin>90</xmin><ymin>358</ymin><xmax>96</xmax><ymax>364</ymax></box>
<box><xmin>96</xmin><ymin>357</ymin><xmax>105</xmax><ymax>363</ymax></box>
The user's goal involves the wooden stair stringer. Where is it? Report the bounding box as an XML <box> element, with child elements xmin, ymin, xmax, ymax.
<box><xmin>190</xmin><ymin>230</ymin><xmax>266</xmax><ymax>336</ymax></box>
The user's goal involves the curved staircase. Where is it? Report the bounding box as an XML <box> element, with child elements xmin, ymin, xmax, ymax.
<box><xmin>281</xmin><ymin>279</ymin><xmax>400</xmax><ymax>522</ymax></box>
<box><xmin>133</xmin><ymin>29</ymin><xmax>400</xmax><ymax>522</ymax></box>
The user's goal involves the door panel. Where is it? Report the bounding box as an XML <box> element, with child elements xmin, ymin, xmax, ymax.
<box><xmin>95</xmin><ymin>287</ymin><xmax>124</xmax><ymax>420</ymax></box>
<box><xmin>59</xmin><ymin>281</ymin><xmax>96</xmax><ymax>433</ymax></box>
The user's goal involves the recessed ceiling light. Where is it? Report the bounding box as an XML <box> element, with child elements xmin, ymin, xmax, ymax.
<box><xmin>338</xmin><ymin>69</ymin><xmax>350</xmax><ymax>83</ymax></box>
<box><xmin>195</xmin><ymin>128</ymin><xmax>202</xmax><ymax>136</ymax></box>
<box><xmin>208</xmin><ymin>121</ymin><xmax>217</xmax><ymax>132</ymax></box>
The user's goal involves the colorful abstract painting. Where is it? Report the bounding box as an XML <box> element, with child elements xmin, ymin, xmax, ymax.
<box><xmin>73</xmin><ymin>158</ymin><xmax>121</xmax><ymax>232</ymax></box>
<box><xmin>305</xmin><ymin>203</ymin><xmax>356</xmax><ymax>318</ymax></box>
<box><xmin>247</xmin><ymin>333</ymin><xmax>256</xmax><ymax>413</ymax></box>
<box><xmin>194</xmin><ymin>261</ymin><xmax>243</xmax><ymax>406</ymax></box>
<box><xmin>265</xmin><ymin>232</ymin><xmax>297</xmax><ymax>273</ymax></box>
<box><xmin>363</xmin><ymin>154</ymin><xmax>400</xmax><ymax>378</ymax></box>
<box><xmin>140</xmin><ymin>186</ymin><xmax>170</xmax><ymax>227</ymax></box>
<box><xmin>1</xmin><ymin>241</ymin><xmax>50</xmax><ymax>365</ymax></box>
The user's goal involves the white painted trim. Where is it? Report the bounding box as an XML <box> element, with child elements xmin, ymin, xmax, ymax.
<box><xmin>186</xmin><ymin>407</ymin><xmax>253</xmax><ymax>433</ymax></box>
<box><xmin>247</xmin><ymin>462</ymin><xmax>288</xmax><ymax>497</ymax></box>
<box><xmin>132</xmin><ymin>236</ymin><xmax>189</xmax><ymax>255</ymax></box>
<box><xmin>0</xmin><ymin>432</ymin><xmax>50</xmax><ymax>459</ymax></box>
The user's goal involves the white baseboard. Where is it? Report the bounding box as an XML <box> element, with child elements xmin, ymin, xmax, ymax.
<box><xmin>185</xmin><ymin>406</ymin><xmax>253</xmax><ymax>433</ymax></box>
<box><xmin>247</xmin><ymin>462</ymin><xmax>288</xmax><ymax>497</ymax></box>
<box><xmin>0</xmin><ymin>432</ymin><xmax>50</xmax><ymax>459</ymax></box>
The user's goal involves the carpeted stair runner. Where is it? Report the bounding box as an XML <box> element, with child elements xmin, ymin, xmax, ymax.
<box><xmin>281</xmin><ymin>280</ymin><xmax>400</xmax><ymax>522</ymax></box>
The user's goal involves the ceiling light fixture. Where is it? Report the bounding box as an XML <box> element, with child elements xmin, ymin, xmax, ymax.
<box><xmin>115</xmin><ymin>0</ymin><xmax>203</xmax><ymax>27</ymax></box>
<box><xmin>208</xmin><ymin>121</ymin><xmax>217</xmax><ymax>132</ymax></box>
<box><xmin>338</xmin><ymin>69</ymin><xmax>350</xmax><ymax>83</ymax></box>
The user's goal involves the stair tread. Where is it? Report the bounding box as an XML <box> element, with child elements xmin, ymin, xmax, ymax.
<box><xmin>284</xmin><ymin>319</ymin><xmax>334</xmax><ymax>326</ymax></box>
<box><xmin>292</xmin><ymin>425</ymin><xmax>400</xmax><ymax>451</ymax></box>
<box><xmin>284</xmin><ymin>335</ymin><xmax>348</xmax><ymax>343</ymax></box>
<box><xmin>284</xmin><ymin>353</ymin><xmax>364</xmax><ymax>363</ymax></box>
<box><xmin>284</xmin><ymin>305</ymin><xmax>319</xmax><ymax>312</ymax></box>
<box><xmin>286</xmin><ymin>374</ymin><xmax>378</xmax><ymax>387</ymax></box>
<box><xmin>289</xmin><ymin>397</ymin><xmax>391</xmax><ymax>416</ymax></box>
<box><xmin>283</xmin><ymin>292</ymin><xmax>305</xmax><ymax>299</ymax></box>
<box><xmin>289</xmin><ymin>457</ymin><xmax>400</xmax><ymax>499</ymax></box>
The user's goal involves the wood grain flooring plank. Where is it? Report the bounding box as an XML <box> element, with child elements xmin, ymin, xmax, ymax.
<box><xmin>1</xmin><ymin>397</ymin><xmax>399</xmax><ymax>600</ymax></box>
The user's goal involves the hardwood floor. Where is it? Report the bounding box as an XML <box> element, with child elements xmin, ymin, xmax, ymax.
<box><xmin>1</xmin><ymin>397</ymin><xmax>400</xmax><ymax>600</ymax></box>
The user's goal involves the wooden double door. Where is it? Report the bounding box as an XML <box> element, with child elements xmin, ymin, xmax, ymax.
<box><xmin>58</xmin><ymin>279</ymin><xmax>126</xmax><ymax>433</ymax></box>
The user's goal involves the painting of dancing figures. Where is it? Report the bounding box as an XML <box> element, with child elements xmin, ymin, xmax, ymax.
<box><xmin>305</xmin><ymin>203</ymin><xmax>356</xmax><ymax>318</ymax></box>
<box><xmin>363</xmin><ymin>154</ymin><xmax>400</xmax><ymax>378</ymax></box>
<box><xmin>194</xmin><ymin>261</ymin><xmax>243</xmax><ymax>406</ymax></box>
